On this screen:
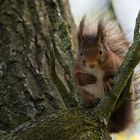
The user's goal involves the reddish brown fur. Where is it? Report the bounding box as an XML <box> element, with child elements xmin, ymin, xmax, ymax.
<box><xmin>72</xmin><ymin>17</ymin><xmax>134</xmax><ymax>133</ymax></box>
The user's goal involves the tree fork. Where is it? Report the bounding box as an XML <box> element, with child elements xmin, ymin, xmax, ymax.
<box><xmin>0</xmin><ymin>0</ymin><xmax>140</xmax><ymax>139</ymax></box>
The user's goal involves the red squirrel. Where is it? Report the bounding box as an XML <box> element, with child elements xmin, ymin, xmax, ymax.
<box><xmin>72</xmin><ymin>17</ymin><xmax>135</xmax><ymax>133</ymax></box>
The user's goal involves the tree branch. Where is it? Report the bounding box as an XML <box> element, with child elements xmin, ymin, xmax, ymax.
<box><xmin>5</xmin><ymin>110</ymin><xmax>111</xmax><ymax>140</ymax></box>
<box><xmin>45</xmin><ymin>0</ymin><xmax>79</xmax><ymax>106</ymax></box>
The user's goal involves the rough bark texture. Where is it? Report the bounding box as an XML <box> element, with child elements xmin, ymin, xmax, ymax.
<box><xmin>57</xmin><ymin>0</ymin><xmax>78</xmax><ymax>49</ymax></box>
<box><xmin>0</xmin><ymin>109</ymin><xmax>111</xmax><ymax>140</ymax></box>
<box><xmin>0</xmin><ymin>0</ymin><xmax>77</xmax><ymax>132</ymax></box>
<box><xmin>2</xmin><ymin>110</ymin><xmax>111</xmax><ymax>140</ymax></box>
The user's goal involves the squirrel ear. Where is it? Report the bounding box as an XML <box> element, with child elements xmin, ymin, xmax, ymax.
<box><xmin>78</xmin><ymin>16</ymin><xmax>86</xmax><ymax>44</ymax></box>
<box><xmin>97</xmin><ymin>19</ymin><xmax>106</xmax><ymax>44</ymax></box>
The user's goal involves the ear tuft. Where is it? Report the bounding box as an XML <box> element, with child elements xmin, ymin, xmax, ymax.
<box><xmin>97</xmin><ymin>19</ymin><xmax>106</xmax><ymax>43</ymax></box>
<box><xmin>78</xmin><ymin>16</ymin><xmax>86</xmax><ymax>43</ymax></box>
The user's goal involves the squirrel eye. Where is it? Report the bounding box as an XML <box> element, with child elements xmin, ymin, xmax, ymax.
<box><xmin>80</xmin><ymin>52</ymin><xmax>83</xmax><ymax>56</ymax></box>
<box><xmin>99</xmin><ymin>49</ymin><xmax>103</xmax><ymax>55</ymax></box>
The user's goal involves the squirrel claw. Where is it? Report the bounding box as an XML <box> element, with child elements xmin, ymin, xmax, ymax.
<box><xmin>104</xmin><ymin>79</ymin><xmax>114</xmax><ymax>91</ymax></box>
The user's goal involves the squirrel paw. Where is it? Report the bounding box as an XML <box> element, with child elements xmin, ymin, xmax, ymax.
<box><xmin>75</xmin><ymin>73</ymin><xmax>97</xmax><ymax>86</ymax></box>
<box><xmin>104</xmin><ymin>79</ymin><xmax>114</xmax><ymax>91</ymax></box>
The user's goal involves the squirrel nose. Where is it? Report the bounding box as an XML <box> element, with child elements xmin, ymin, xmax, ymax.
<box><xmin>90</xmin><ymin>64</ymin><xmax>95</xmax><ymax>68</ymax></box>
<box><xmin>87</xmin><ymin>61</ymin><xmax>97</xmax><ymax>68</ymax></box>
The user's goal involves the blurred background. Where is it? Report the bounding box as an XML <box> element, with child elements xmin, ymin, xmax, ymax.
<box><xmin>70</xmin><ymin>0</ymin><xmax>140</xmax><ymax>42</ymax></box>
<box><xmin>69</xmin><ymin>0</ymin><xmax>140</xmax><ymax>140</ymax></box>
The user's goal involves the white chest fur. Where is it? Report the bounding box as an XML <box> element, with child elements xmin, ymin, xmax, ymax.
<box><xmin>80</xmin><ymin>67</ymin><xmax>105</xmax><ymax>98</ymax></box>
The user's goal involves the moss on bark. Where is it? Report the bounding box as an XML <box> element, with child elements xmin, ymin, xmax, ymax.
<box><xmin>1</xmin><ymin>110</ymin><xmax>111</xmax><ymax>140</ymax></box>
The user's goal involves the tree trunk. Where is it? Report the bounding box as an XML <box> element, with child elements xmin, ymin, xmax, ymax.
<box><xmin>0</xmin><ymin>0</ymin><xmax>77</xmax><ymax>132</ymax></box>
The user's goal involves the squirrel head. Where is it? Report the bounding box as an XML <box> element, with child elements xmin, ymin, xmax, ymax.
<box><xmin>77</xmin><ymin>17</ymin><xmax>110</xmax><ymax>69</ymax></box>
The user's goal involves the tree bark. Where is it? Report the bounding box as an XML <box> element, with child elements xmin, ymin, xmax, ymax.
<box><xmin>1</xmin><ymin>110</ymin><xmax>111</xmax><ymax>140</ymax></box>
<box><xmin>0</xmin><ymin>0</ymin><xmax>77</xmax><ymax>132</ymax></box>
